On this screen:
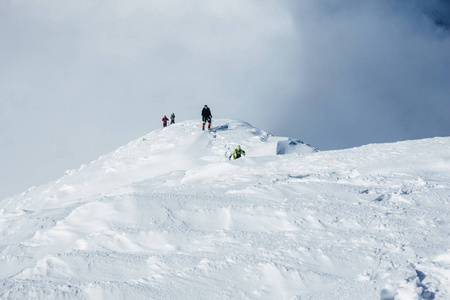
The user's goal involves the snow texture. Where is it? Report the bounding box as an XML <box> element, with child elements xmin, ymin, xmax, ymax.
<box><xmin>0</xmin><ymin>119</ymin><xmax>449</xmax><ymax>300</ymax></box>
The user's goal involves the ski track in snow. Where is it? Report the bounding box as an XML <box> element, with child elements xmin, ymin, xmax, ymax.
<box><xmin>0</xmin><ymin>119</ymin><xmax>449</xmax><ymax>300</ymax></box>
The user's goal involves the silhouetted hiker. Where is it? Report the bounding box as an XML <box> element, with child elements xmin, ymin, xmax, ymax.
<box><xmin>201</xmin><ymin>105</ymin><xmax>212</xmax><ymax>130</ymax></box>
<box><xmin>229</xmin><ymin>145</ymin><xmax>246</xmax><ymax>160</ymax></box>
<box><xmin>170</xmin><ymin>113</ymin><xmax>175</xmax><ymax>125</ymax></box>
<box><xmin>162</xmin><ymin>115</ymin><xmax>169</xmax><ymax>127</ymax></box>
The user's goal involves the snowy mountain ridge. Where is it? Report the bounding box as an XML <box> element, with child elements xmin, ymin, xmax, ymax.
<box><xmin>4</xmin><ymin>119</ymin><xmax>316</xmax><ymax>209</ymax></box>
<box><xmin>0</xmin><ymin>119</ymin><xmax>449</xmax><ymax>300</ymax></box>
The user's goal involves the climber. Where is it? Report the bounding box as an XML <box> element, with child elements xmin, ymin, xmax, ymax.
<box><xmin>229</xmin><ymin>145</ymin><xmax>246</xmax><ymax>160</ymax></box>
<box><xmin>201</xmin><ymin>105</ymin><xmax>212</xmax><ymax>130</ymax></box>
<box><xmin>162</xmin><ymin>115</ymin><xmax>169</xmax><ymax>127</ymax></box>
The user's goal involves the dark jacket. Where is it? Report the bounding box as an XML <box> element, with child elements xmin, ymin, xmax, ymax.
<box><xmin>201</xmin><ymin>107</ymin><xmax>212</xmax><ymax>119</ymax></box>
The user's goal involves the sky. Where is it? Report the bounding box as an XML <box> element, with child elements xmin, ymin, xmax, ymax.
<box><xmin>1</xmin><ymin>0</ymin><xmax>449</xmax><ymax>200</ymax></box>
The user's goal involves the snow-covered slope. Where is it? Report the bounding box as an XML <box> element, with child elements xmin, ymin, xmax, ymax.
<box><xmin>0</xmin><ymin>119</ymin><xmax>449</xmax><ymax>300</ymax></box>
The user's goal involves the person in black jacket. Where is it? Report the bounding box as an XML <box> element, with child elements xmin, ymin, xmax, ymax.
<box><xmin>201</xmin><ymin>105</ymin><xmax>212</xmax><ymax>130</ymax></box>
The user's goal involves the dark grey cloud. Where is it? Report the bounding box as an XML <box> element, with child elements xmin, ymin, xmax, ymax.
<box><xmin>1</xmin><ymin>0</ymin><xmax>449</xmax><ymax>199</ymax></box>
<box><xmin>268</xmin><ymin>0</ymin><xmax>450</xmax><ymax>149</ymax></box>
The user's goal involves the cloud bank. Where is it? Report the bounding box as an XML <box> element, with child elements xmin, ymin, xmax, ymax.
<box><xmin>1</xmin><ymin>0</ymin><xmax>449</xmax><ymax>198</ymax></box>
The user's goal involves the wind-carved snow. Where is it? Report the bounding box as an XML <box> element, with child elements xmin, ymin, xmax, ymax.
<box><xmin>0</xmin><ymin>119</ymin><xmax>449</xmax><ymax>299</ymax></box>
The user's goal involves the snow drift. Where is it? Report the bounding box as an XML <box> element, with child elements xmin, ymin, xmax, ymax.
<box><xmin>0</xmin><ymin>119</ymin><xmax>449</xmax><ymax>300</ymax></box>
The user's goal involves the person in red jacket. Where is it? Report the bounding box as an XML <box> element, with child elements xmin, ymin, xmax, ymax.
<box><xmin>162</xmin><ymin>115</ymin><xmax>169</xmax><ymax>127</ymax></box>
